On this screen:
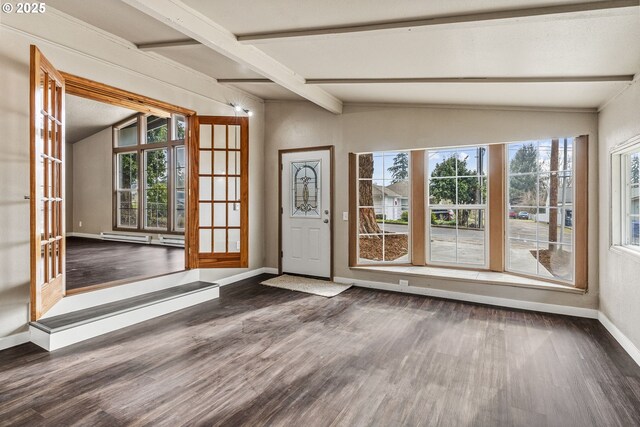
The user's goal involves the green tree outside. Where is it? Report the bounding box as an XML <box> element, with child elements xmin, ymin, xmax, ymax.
<box><xmin>388</xmin><ymin>152</ymin><xmax>409</xmax><ymax>184</ymax></box>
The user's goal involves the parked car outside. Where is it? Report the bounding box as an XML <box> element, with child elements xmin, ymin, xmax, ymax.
<box><xmin>509</xmin><ymin>210</ymin><xmax>517</xmax><ymax>219</ymax></box>
<box><xmin>517</xmin><ymin>211</ymin><xmax>529</xmax><ymax>220</ymax></box>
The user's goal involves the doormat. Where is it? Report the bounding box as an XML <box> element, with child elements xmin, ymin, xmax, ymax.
<box><xmin>261</xmin><ymin>275</ymin><xmax>352</xmax><ymax>297</ymax></box>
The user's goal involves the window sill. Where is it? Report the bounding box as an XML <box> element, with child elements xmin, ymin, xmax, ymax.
<box><xmin>609</xmin><ymin>245</ymin><xmax>640</xmax><ymax>264</ymax></box>
<box><xmin>350</xmin><ymin>265</ymin><xmax>584</xmax><ymax>294</ymax></box>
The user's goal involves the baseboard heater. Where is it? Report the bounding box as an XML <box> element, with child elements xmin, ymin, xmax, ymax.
<box><xmin>159</xmin><ymin>235</ymin><xmax>185</xmax><ymax>247</ymax></box>
<box><xmin>100</xmin><ymin>232</ymin><xmax>152</xmax><ymax>244</ymax></box>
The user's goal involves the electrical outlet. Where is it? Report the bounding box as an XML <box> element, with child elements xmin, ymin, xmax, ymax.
<box><xmin>399</xmin><ymin>279</ymin><xmax>409</xmax><ymax>287</ymax></box>
<box><xmin>78</xmin><ymin>221</ymin><xmax>82</xmax><ymax>228</ymax></box>
<box><xmin>343</xmin><ymin>212</ymin><xmax>348</xmax><ymax>221</ymax></box>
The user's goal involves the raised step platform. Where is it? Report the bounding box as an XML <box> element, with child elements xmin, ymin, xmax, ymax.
<box><xmin>30</xmin><ymin>281</ymin><xmax>219</xmax><ymax>351</ymax></box>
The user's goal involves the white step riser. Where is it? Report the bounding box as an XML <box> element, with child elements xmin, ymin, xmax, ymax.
<box><xmin>43</xmin><ymin>270</ymin><xmax>201</xmax><ymax>318</ymax></box>
<box><xmin>30</xmin><ymin>287</ymin><xmax>219</xmax><ymax>351</ymax></box>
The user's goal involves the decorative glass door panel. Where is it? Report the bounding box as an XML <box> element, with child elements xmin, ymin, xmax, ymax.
<box><xmin>192</xmin><ymin>116</ymin><xmax>248</xmax><ymax>268</ymax></box>
<box><xmin>291</xmin><ymin>160</ymin><xmax>321</xmax><ymax>218</ymax></box>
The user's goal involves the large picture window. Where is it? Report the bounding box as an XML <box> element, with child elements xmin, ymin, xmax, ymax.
<box><xmin>113</xmin><ymin>113</ymin><xmax>186</xmax><ymax>233</ymax></box>
<box><xmin>357</xmin><ymin>151</ymin><xmax>410</xmax><ymax>263</ymax></box>
<box><xmin>427</xmin><ymin>146</ymin><xmax>487</xmax><ymax>267</ymax></box>
<box><xmin>506</xmin><ymin>139</ymin><xmax>574</xmax><ymax>282</ymax></box>
<box><xmin>350</xmin><ymin>136</ymin><xmax>588</xmax><ymax>289</ymax></box>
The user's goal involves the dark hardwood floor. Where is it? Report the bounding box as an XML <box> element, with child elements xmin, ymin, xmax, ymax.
<box><xmin>1</xmin><ymin>274</ymin><xmax>640</xmax><ymax>426</ymax></box>
<box><xmin>65</xmin><ymin>237</ymin><xmax>185</xmax><ymax>291</ymax></box>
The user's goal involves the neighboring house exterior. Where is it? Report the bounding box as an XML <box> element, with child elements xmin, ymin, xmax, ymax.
<box><xmin>537</xmin><ymin>182</ymin><xmax>573</xmax><ymax>226</ymax></box>
<box><xmin>372</xmin><ymin>181</ymin><xmax>409</xmax><ymax>220</ymax></box>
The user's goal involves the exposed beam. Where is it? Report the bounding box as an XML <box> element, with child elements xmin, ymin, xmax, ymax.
<box><xmin>217</xmin><ymin>78</ymin><xmax>272</xmax><ymax>84</ymax></box>
<box><xmin>218</xmin><ymin>75</ymin><xmax>635</xmax><ymax>84</ymax></box>
<box><xmin>237</xmin><ymin>0</ymin><xmax>640</xmax><ymax>42</ymax></box>
<box><xmin>137</xmin><ymin>39</ymin><xmax>201</xmax><ymax>50</ymax></box>
<box><xmin>122</xmin><ymin>0</ymin><xmax>343</xmax><ymax>114</ymax></box>
<box><xmin>307</xmin><ymin>76</ymin><xmax>636</xmax><ymax>84</ymax></box>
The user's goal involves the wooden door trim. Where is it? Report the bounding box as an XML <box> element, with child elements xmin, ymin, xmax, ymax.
<box><xmin>61</xmin><ymin>72</ymin><xmax>195</xmax><ymax>117</ymax></box>
<box><xmin>278</xmin><ymin>146</ymin><xmax>335</xmax><ymax>280</ymax></box>
<box><xmin>61</xmin><ymin>72</ymin><xmax>194</xmax><ymax>276</ymax></box>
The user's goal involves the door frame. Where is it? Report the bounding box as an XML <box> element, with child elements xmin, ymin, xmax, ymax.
<box><xmin>52</xmin><ymin>72</ymin><xmax>197</xmax><ymax>297</ymax></box>
<box><xmin>278</xmin><ymin>145</ymin><xmax>335</xmax><ymax>280</ymax></box>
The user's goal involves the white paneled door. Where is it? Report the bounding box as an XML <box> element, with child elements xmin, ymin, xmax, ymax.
<box><xmin>281</xmin><ymin>149</ymin><xmax>332</xmax><ymax>279</ymax></box>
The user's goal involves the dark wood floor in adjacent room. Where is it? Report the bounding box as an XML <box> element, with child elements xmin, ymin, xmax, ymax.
<box><xmin>1</xmin><ymin>274</ymin><xmax>640</xmax><ymax>426</ymax></box>
<box><xmin>65</xmin><ymin>237</ymin><xmax>185</xmax><ymax>291</ymax></box>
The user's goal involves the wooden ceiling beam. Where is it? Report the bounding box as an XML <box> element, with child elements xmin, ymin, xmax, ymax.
<box><xmin>122</xmin><ymin>0</ymin><xmax>343</xmax><ymax>114</ymax></box>
<box><xmin>237</xmin><ymin>0</ymin><xmax>640</xmax><ymax>42</ymax></box>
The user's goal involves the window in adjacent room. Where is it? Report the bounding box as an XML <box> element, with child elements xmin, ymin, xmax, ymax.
<box><xmin>357</xmin><ymin>151</ymin><xmax>410</xmax><ymax>263</ymax></box>
<box><xmin>113</xmin><ymin>113</ymin><xmax>186</xmax><ymax>233</ymax></box>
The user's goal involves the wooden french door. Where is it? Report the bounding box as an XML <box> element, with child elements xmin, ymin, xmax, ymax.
<box><xmin>189</xmin><ymin>116</ymin><xmax>248</xmax><ymax>268</ymax></box>
<box><xmin>30</xmin><ymin>46</ymin><xmax>66</xmax><ymax>320</ymax></box>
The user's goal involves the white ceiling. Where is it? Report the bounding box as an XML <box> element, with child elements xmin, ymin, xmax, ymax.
<box><xmin>47</xmin><ymin>0</ymin><xmax>187</xmax><ymax>45</ymax></box>
<box><xmin>66</xmin><ymin>95</ymin><xmax>136</xmax><ymax>143</ymax></box>
<box><xmin>181</xmin><ymin>0</ymin><xmax>612</xmax><ymax>35</ymax></box>
<box><xmin>48</xmin><ymin>0</ymin><xmax>640</xmax><ymax>110</ymax></box>
<box><xmin>254</xmin><ymin>13</ymin><xmax>640</xmax><ymax>79</ymax></box>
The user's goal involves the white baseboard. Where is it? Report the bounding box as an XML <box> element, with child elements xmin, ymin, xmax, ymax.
<box><xmin>335</xmin><ymin>276</ymin><xmax>599</xmax><ymax>319</ymax></box>
<box><xmin>0</xmin><ymin>331</ymin><xmax>30</xmax><ymax>351</ymax></box>
<box><xmin>67</xmin><ymin>232</ymin><xmax>183</xmax><ymax>247</ymax></box>
<box><xmin>598</xmin><ymin>312</ymin><xmax>640</xmax><ymax>368</ymax></box>
<box><xmin>263</xmin><ymin>267</ymin><xmax>279</xmax><ymax>275</ymax></box>
<box><xmin>66</xmin><ymin>232</ymin><xmax>101</xmax><ymax>239</ymax></box>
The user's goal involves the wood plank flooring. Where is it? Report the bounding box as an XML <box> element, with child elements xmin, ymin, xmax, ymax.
<box><xmin>65</xmin><ymin>237</ymin><xmax>185</xmax><ymax>291</ymax></box>
<box><xmin>1</xmin><ymin>274</ymin><xmax>640</xmax><ymax>426</ymax></box>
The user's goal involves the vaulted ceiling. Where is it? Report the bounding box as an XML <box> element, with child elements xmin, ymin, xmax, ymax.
<box><xmin>47</xmin><ymin>0</ymin><xmax>640</xmax><ymax>112</ymax></box>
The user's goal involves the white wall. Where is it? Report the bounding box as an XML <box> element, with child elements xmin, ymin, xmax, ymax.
<box><xmin>0</xmin><ymin>11</ymin><xmax>265</xmax><ymax>345</ymax></box>
<box><xmin>65</xmin><ymin>142</ymin><xmax>73</xmax><ymax>231</ymax></box>
<box><xmin>598</xmin><ymin>79</ymin><xmax>640</xmax><ymax>350</ymax></box>
<box><xmin>265</xmin><ymin>101</ymin><xmax>599</xmax><ymax>309</ymax></box>
<box><xmin>71</xmin><ymin>128</ymin><xmax>111</xmax><ymax>235</ymax></box>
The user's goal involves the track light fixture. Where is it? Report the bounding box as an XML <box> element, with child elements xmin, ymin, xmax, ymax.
<box><xmin>229</xmin><ymin>103</ymin><xmax>252</xmax><ymax>117</ymax></box>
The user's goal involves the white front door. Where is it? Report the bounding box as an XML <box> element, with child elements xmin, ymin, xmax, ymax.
<box><xmin>281</xmin><ymin>149</ymin><xmax>331</xmax><ymax>278</ymax></box>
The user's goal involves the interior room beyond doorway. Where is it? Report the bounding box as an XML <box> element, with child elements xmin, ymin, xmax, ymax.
<box><xmin>65</xmin><ymin>94</ymin><xmax>186</xmax><ymax>292</ymax></box>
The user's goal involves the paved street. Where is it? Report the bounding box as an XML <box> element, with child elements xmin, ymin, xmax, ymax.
<box><xmin>377</xmin><ymin>219</ymin><xmax>573</xmax><ymax>279</ymax></box>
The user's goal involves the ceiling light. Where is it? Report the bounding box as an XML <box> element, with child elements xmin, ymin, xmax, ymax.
<box><xmin>234</xmin><ymin>104</ymin><xmax>242</xmax><ymax>112</ymax></box>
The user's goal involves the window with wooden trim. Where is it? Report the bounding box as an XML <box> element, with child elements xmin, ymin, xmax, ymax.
<box><xmin>506</xmin><ymin>139</ymin><xmax>574</xmax><ymax>282</ymax></box>
<box><xmin>112</xmin><ymin>113</ymin><xmax>186</xmax><ymax>233</ymax></box>
<box><xmin>349</xmin><ymin>136</ymin><xmax>588</xmax><ymax>289</ymax></box>
<box><xmin>427</xmin><ymin>146</ymin><xmax>488</xmax><ymax>267</ymax></box>
<box><xmin>356</xmin><ymin>151</ymin><xmax>410</xmax><ymax>264</ymax></box>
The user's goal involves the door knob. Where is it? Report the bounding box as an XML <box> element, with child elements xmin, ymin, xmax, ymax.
<box><xmin>323</xmin><ymin>219</ymin><xmax>329</xmax><ymax>224</ymax></box>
